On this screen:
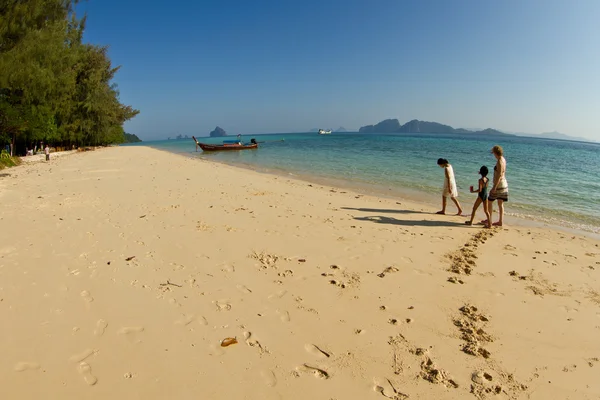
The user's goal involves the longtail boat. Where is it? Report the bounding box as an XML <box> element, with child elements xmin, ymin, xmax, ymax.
<box><xmin>192</xmin><ymin>136</ymin><xmax>258</xmax><ymax>151</ymax></box>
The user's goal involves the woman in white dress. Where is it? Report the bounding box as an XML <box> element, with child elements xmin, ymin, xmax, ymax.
<box><xmin>436</xmin><ymin>158</ymin><xmax>463</xmax><ymax>215</ymax></box>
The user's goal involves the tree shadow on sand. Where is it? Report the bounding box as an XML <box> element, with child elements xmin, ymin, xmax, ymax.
<box><xmin>354</xmin><ymin>215</ymin><xmax>465</xmax><ymax>227</ymax></box>
<box><xmin>341</xmin><ymin>207</ymin><xmax>427</xmax><ymax>215</ymax></box>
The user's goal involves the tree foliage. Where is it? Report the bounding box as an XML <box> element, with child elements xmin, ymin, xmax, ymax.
<box><xmin>0</xmin><ymin>0</ymin><xmax>139</xmax><ymax>154</ymax></box>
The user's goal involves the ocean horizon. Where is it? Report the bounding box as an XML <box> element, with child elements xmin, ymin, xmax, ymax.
<box><xmin>128</xmin><ymin>132</ymin><xmax>600</xmax><ymax>235</ymax></box>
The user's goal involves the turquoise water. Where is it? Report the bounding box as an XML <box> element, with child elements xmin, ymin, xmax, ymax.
<box><xmin>130</xmin><ymin>132</ymin><xmax>600</xmax><ymax>233</ymax></box>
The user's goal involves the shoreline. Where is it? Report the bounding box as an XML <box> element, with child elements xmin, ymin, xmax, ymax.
<box><xmin>152</xmin><ymin>145</ymin><xmax>600</xmax><ymax>240</ymax></box>
<box><xmin>2</xmin><ymin>146</ymin><xmax>599</xmax><ymax>399</ymax></box>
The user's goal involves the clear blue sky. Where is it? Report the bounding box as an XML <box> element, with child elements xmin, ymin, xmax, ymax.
<box><xmin>78</xmin><ymin>0</ymin><xmax>600</xmax><ymax>141</ymax></box>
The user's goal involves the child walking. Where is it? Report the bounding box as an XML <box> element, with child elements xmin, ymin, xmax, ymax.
<box><xmin>465</xmin><ymin>165</ymin><xmax>491</xmax><ymax>227</ymax></box>
<box><xmin>436</xmin><ymin>158</ymin><xmax>463</xmax><ymax>215</ymax></box>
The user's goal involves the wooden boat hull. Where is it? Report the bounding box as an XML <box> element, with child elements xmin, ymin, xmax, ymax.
<box><xmin>198</xmin><ymin>142</ymin><xmax>258</xmax><ymax>151</ymax></box>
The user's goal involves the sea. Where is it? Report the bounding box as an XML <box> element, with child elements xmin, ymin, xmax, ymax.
<box><xmin>127</xmin><ymin>132</ymin><xmax>600</xmax><ymax>235</ymax></box>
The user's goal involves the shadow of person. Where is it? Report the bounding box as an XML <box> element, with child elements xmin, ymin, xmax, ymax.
<box><xmin>354</xmin><ymin>215</ymin><xmax>464</xmax><ymax>227</ymax></box>
<box><xmin>341</xmin><ymin>207</ymin><xmax>426</xmax><ymax>215</ymax></box>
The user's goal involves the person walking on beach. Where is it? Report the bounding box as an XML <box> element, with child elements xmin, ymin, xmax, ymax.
<box><xmin>487</xmin><ymin>145</ymin><xmax>509</xmax><ymax>226</ymax></box>
<box><xmin>465</xmin><ymin>166</ymin><xmax>491</xmax><ymax>227</ymax></box>
<box><xmin>44</xmin><ymin>144</ymin><xmax>50</xmax><ymax>161</ymax></box>
<box><xmin>436</xmin><ymin>158</ymin><xmax>463</xmax><ymax>215</ymax></box>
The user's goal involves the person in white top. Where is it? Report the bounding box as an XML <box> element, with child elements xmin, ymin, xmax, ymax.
<box><xmin>44</xmin><ymin>145</ymin><xmax>50</xmax><ymax>161</ymax></box>
<box><xmin>436</xmin><ymin>158</ymin><xmax>463</xmax><ymax>215</ymax></box>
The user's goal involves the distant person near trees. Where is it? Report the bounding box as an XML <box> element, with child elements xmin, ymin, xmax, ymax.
<box><xmin>45</xmin><ymin>145</ymin><xmax>50</xmax><ymax>161</ymax></box>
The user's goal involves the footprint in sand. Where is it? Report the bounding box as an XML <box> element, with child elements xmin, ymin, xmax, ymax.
<box><xmin>304</xmin><ymin>344</ymin><xmax>330</xmax><ymax>359</ymax></box>
<box><xmin>80</xmin><ymin>290</ymin><xmax>94</xmax><ymax>303</ymax></box>
<box><xmin>236</xmin><ymin>284</ymin><xmax>253</xmax><ymax>294</ymax></box>
<box><xmin>78</xmin><ymin>362</ymin><xmax>98</xmax><ymax>386</ymax></box>
<box><xmin>296</xmin><ymin>364</ymin><xmax>329</xmax><ymax>379</ymax></box>
<box><xmin>220</xmin><ymin>264</ymin><xmax>235</xmax><ymax>273</ymax></box>
<box><xmin>198</xmin><ymin>316</ymin><xmax>208</xmax><ymax>326</ymax></box>
<box><xmin>243</xmin><ymin>331</ymin><xmax>269</xmax><ymax>354</ymax></box>
<box><xmin>277</xmin><ymin>310</ymin><xmax>291</xmax><ymax>322</ymax></box>
<box><xmin>378</xmin><ymin>266</ymin><xmax>400</xmax><ymax>278</ymax></box>
<box><xmin>214</xmin><ymin>299</ymin><xmax>232</xmax><ymax>311</ymax></box>
<box><xmin>373</xmin><ymin>377</ymin><xmax>409</xmax><ymax>399</ymax></box>
<box><xmin>14</xmin><ymin>362</ymin><xmax>40</xmax><ymax>372</ymax></box>
<box><xmin>118</xmin><ymin>326</ymin><xmax>144</xmax><ymax>343</ymax></box>
<box><xmin>260</xmin><ymin>370</ymin><xmax>277</xmax><ymax>387</ymax></box>
<box><xmin>94</xmin><ymin>319</ymin><xmax>108</xmax><ymax>336</ymax></box>
<box><xmin>268</xmin><ymin>290</ymin><xmax>287</xmax><ymax>300</ymax></box>
<box><xmin>175</xmin><ymin>314</ymin><xmax>195</xmax><ymax>326</ymax></box>
<box><xmin>118</xmin><ymin>326</ymin><xmax>145</xmax><ymax>335</ymax></box>
<box><xmin>69</xmin><ymin>348</ymin><xmax>96</xmax><ymax>363</ymax></box>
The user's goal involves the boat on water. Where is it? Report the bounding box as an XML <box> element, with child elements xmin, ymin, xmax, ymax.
<box><xmin>318</xmin><ymin>129</ymin><xmax>332</xmax><ymax>135</ymax></box>
<box><xmin>192</xmin><ymin>136</ymin><xmax>258</xmax><ymax>151</ymax></box>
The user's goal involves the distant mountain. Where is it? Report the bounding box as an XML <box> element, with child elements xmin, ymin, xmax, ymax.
<box><xmin>476</xmin><ymin>128</ymin><xmax>510</xmax><ymax>136</ymax></box>
<box><xmin>123</xmin><ymin>132</ymin><xmax>141</xmax><ymax>143</ymax></box>
<box><xmin>397</xmin><ymin>119</ymin><xmax>458</xmax><ymax>134</ymax></box>
<box><xmin>309</xmin><ymin>128</ymin><xmax>319</xmax><ymax>132</ymax></box>
<box><xmin>358</xmin><ymin>119</ymin><xmax>513</xmax><ymax>136</ymax></box>
<box><xmin>209</xmin><ymin>126</ymin><xmax>227</xmax><ymax>137</ymax></box>
<box><xmin>359</xmin><ymin>119</ymin><xmax>401</xmax><ymax>133</ymax></box>
<box><xmin>518</xmin><ymin>131</ymin><xmax>594</xmax><ymax>143</ymax></box>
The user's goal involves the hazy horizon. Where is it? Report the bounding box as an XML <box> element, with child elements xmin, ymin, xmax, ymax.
<box><xmin>79</xmin><ymin>0</ymin><xmax>600</xmax><ymax>141</ymax></box>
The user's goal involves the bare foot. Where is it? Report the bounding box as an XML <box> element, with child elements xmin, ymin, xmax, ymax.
<box><xmin>479</xmin><ymin>219</ymin><xmax>489</xmax><ymax>225</ymax></box>
<box><xmin>464</xmin><ymin>221</ymin><xmax>472</xmax><ymax>225</ymax></box>
<box><xmin>457</xmin><ymin>209</ymin><xmax>463</xmax><ymax>216</ymax></box>
<box><xmin>492</xmin><ymin>222</ymin><xmax>503</xmax><ymax>227</ymax></box>
<box><xmin>436</xmin><ymin>211</ymin><xmax>445</xmax><ymax>215</ymax></box>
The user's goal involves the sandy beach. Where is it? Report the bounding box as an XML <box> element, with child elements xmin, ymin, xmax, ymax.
<box><xmin>1</xmin><ymin>145</ymin><xmax>599</xmax><ymax>400</ymax></box>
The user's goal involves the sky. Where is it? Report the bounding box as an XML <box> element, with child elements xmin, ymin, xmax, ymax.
<box><xmin>77</xmin><ymin>0</ymin><xmax>600</xmax><ymax>141</ymax></box>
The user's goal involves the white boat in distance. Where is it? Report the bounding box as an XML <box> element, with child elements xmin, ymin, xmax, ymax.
<box><xmin>318</xmin><ymin>129</ymin><xmax>332</xmax><ymax>135</ymax></box>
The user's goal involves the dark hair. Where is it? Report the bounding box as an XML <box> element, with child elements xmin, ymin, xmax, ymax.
<box><xmin>437</xmin><ymin>158</ymin><xmax>449</xmax><ymax>166</ymax></box>
<box><xmin>479</xmin><ymin>165</ymin><xmax>489</xmax><ymax>177</ymax></box>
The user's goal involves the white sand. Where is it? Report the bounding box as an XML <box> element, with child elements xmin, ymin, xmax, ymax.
<box><xmin>1</xmin><ymin>146</ymin><xmax>599</xmax><ymax>399</ymax></box>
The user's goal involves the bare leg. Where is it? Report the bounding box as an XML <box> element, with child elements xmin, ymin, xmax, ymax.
<box><xmin>483</xmin><ymin>199</ymin><xmax>492</xmax><ymax>228</ymax></box>
<box><xmin>486</xmin><ymin>200</ymin><xmax>494</xmax><ymax>226</ymax></box>
<box><xmin>466</xmin><ymin>197</ymin><xmax>482</xmax><ymax>225</ymax></box>
<box><xmin>450</xmin><ymin>197</ymin><xmax>463</xmax><ymax>215</ymax></box>
<box><xmin>493</xmin><ymin>200</ymin><xmax>504</xmax><ymax>226</ymax></box>
<box><xmin>437</xmin><ymin>196</ymin><xmax>447</xmax><ymax>214</ymax></box>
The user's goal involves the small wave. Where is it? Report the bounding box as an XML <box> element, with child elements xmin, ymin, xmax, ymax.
<box><xmin>506</xmin><ymin>212</ymin><xmax>600</xmax><ymax>234</ymax></box>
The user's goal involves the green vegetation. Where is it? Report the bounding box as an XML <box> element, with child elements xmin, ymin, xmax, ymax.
<box><xmin>0</xmin><ymin>0</ymin><xmax>139</xmax><ymax>156</ymax></box>
<box><xmin>123</xmin><ymin>132</ymin><xmax>142</xmax><ymax>143</ymax></box>
<box><xmin>0</xmin><ymin>149</ymin><xmax>21</xmax><ymax>169</ymax></box>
